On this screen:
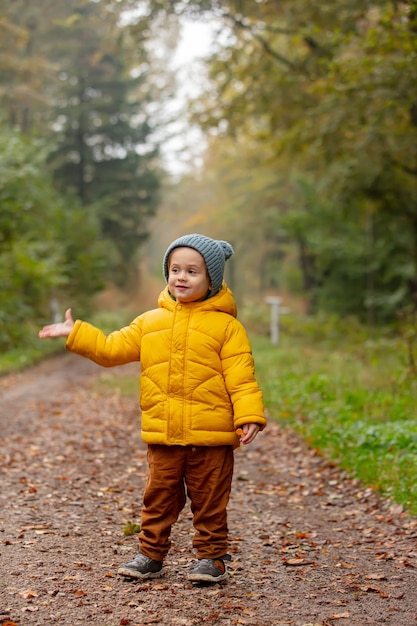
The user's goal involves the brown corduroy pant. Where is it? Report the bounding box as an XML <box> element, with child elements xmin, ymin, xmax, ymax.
<box><xmin>138</xmin><ymin>444</ymin><xmax>234</xmax><ymax>562</ymax></box>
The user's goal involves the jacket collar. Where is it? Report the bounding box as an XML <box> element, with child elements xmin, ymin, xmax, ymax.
<box><xmin>158</xmin><ymin>283</ymin><xmax>237</xmax><ymax>318</ymax></box>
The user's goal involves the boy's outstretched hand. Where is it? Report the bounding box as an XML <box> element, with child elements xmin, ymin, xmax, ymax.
<box><xmin>38</xmin><ymin>308</ymin><xmax>75</xmax><ymax>339</ymax></box>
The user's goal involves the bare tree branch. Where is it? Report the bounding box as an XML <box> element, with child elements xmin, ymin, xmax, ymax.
<box><xmin>222</xmin><ymin>11</ymin><xmax>300</xmax><ymax>72</ymax></box>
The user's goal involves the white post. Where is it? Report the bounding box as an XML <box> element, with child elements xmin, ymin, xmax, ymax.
<box><xmin>265</xmin><ymin>296</ymin><xmax>289</xmax><ymax>345</ymax></box>
<box><xmin>265</xmin><ymin>296</ymin><xmax>280</xmax><ymax>344</ymax></box>
<box><xmin>50</xmin><ymin>298</ymin><xmax>62</xmax><ymax>323</ymax></box>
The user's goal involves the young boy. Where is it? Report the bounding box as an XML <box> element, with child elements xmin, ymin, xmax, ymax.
<box><xmin>39</xmin><ymin>233</ymin><xmax>266</xmax><ymax>583</ymax></box>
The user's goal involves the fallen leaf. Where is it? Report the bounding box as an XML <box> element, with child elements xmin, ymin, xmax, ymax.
<box><xmin>365</xmin><ymin>573</ymin><xmax>387</xmax><ymax>580</ymax></box>
<box><xmin>283</xmin><ymin>558</ymin><xmax>314</xmax><ymax>566</ymax></box>
<box><xmin>18</xmin><ymin>589</ymin><xmax>38</xmax><ymax>599</ymax></box>
<box><xmin>360</xmin><ymin>584</ymin><xmax>384</xmax><ymax>594</ymax></box>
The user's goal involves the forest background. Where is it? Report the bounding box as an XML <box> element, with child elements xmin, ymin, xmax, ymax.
<box><xmin>1</xmin><ymin>1</ymin><xmax>417</xmax><ymax>514</ymax></box>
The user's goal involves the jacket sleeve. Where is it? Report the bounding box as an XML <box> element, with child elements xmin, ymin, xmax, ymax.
<box><xmin>66</xmin><ymin>317</ymin><xmax>142</xmax><ymax>367</ymax></box>
<box><xmin>220</xmin><ymin>320</ymin><xmax>266</xmax><ymax>429</ymax></box>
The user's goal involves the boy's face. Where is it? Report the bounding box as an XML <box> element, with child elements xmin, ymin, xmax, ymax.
<box><xmin>168</xmin><ymin>247</ymin><xmax>211</xmax><ymax>303</ymax></box>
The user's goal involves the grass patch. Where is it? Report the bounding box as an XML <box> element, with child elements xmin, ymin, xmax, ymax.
<box><xmin>251</xmin><ymin>331</ymin><xmax>417</xmax><ymax>516</ymax></box>
<box><xmin>122</xmin><ymin>520</ymin><xmax>141</xmax><ymax>536</ymax></box>
<box><xmin>94</xmin><ymin>370</ymin><xmax>138</xmax><ymax>396</ymax></box>
<box><xmin>0</xmin><ymin>337</ymin><xmax>65</xmax><ymax>376</ymax></box>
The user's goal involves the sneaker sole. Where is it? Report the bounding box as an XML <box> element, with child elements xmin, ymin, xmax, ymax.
<box><xmin>188</xmin><ymin>572</ymin><xmax>228</xmax><ymax>583</ymax></box>
<box><xmin>117</xmin><ymin>565</ymin><xmax>164</xmax><ymax>579</ymax></box>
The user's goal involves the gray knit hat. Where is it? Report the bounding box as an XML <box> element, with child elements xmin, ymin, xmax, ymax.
<box><xmin>163</xmin><ymin>233</ymin><xmax>234</xmax><ymax>298</ymax></box>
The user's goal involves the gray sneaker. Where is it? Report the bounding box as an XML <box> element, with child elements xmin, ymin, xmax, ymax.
<box><xmin>188</xmin><ymin>556</ymin><xmax>230</xmax><ymax>583</ymax></box>
<box><xmin>118</xmin><ymin>552</ymin><xmax>164</xmax><ymax>579</ymax></box>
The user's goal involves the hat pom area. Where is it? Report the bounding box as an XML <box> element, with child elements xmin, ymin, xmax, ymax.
<box><xmin>218</xmin><ymin>240</ymin><xmax>234</xmax><ymax>261</ymax></box>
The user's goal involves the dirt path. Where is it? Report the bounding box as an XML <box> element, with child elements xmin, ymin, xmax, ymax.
<box><xmin>1</xmin><ymin>354</ymin><xmax>416</xmax><ymax>626</ymax></box>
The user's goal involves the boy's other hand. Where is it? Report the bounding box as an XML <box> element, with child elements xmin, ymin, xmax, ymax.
<box><xmin>237</xmin><ymin>423</ymin><xmax>260</xmax><ymax>445</ymax></box>
<box><xmin>38</xmin><ymin>308</ymin><xmax>75</xmax><ymax>339</ymax></box>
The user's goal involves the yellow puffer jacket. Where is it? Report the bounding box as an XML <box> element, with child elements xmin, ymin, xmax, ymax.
<box><xmin>66</xmin><ymin>284</ymin><xmax>266</xmax><ymax>447</ymax></box>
